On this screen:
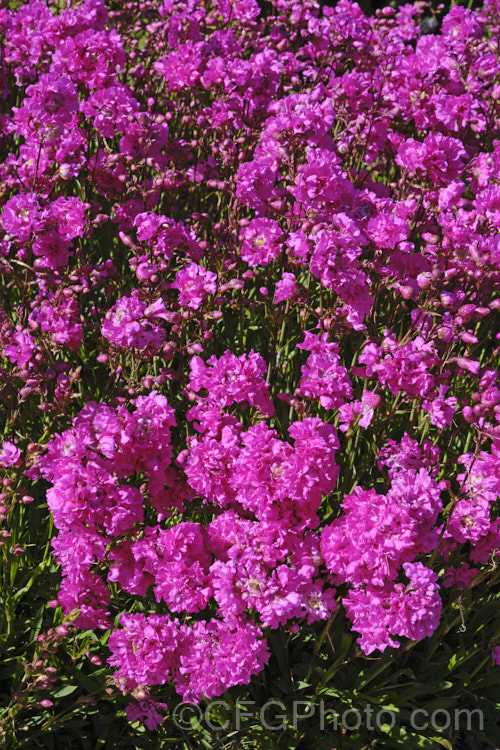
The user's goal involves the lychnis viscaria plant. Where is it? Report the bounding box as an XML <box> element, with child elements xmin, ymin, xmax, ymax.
<box><xmin>0</xmin><ymin>0</ymin><xmax>500</xmax><ymax>748</ymax></box>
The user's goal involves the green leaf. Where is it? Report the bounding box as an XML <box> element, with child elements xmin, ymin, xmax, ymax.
<box><xmin>52</xmin><ymin>684</ymin><xmax>79</xmax><ymax>698</ymax></box>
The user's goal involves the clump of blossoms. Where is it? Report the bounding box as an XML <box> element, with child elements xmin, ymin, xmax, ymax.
<box><xmin>0</xmin><ymin>0</ymin><xmax>499</xmax><ymax>735</ymax></box>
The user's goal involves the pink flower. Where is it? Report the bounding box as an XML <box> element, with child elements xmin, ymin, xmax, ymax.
<box><xmin>343</xmin><ymin>564</ymin><xmax>441</xmax><ymax>655</ymax></box>
<box><xmin>0</xmin><ymin>440</ymin><xmax>21</xmax><ymax>467</ymax></box>
<box><xmin>240</xmin><ymin>218</ymin><xmax>284</xmax><ymax>267</ymax></box>
<box><xmin>1</xmin><ymin>192</ymin><xmax>41</xmax><ymax>243</ymax></box>
<box><xmin>422</xmin><ymin>386</ymin><xmax>457</xmax><ymax>428</ymax></box>
<box><xmin>189</xmin><ymin>350</ymin><xmax>275</xmax><ymax>416</ymax></box>
<box><xmin>274</xmin><ymin>272</ymin><xmax>298</xmax><ymax>303</ymax></box>
<box><xmin>108</xmin><ymin>613</ymin><xmax>181</xmax><ymax>691</ymax></box>
<box><xmin>4</xmin><ymin>331</ymin><xmax>36</xmax><ymax>369</ymax></box>
<box><xmin>367</xmin><ymin>213</ymin><xmax>409</xmax><ymax>249</ymax></box>
<box><xmin>80</xmin><ymin>84</ymin><xmax>139</xmax><ymax>138</ymax></box>
<box><xmin>235</xmin><ymin>160</ymin><xmax>276</xmax><ymax>212</ymax></box>
<box><xmin>102</xmin><ymin>296</ymin><xmax>165</xmax><ymax>352</ymax></box>
<box><xmin>171</xmin><ymin>263</ymin><xmax>217</xmax><ymax>309</ymax></box>
<box><xmin>175</xmin><ymin>618</ymin><xmax>270</xmax><ymax>704</ymax></box>
<box><xmin>126</xmin><ymin>698</ymin><xmax>168</xmax><ymax>730</ymax></box>
<box><xmin>296</xmin><ymin>332</ymin><xmax>352</xmax><ymax>409</ymax></box>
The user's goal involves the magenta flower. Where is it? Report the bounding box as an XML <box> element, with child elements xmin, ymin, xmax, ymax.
<box><xmin>0</xmin><ymin>440</ymin><xmax>21</xmax><ymax>467</ymax></box>
<box><xmin>1</xmin><ymin>192</ymin><xmax>41</xmax><ymax>243</ymax></box>
<box><xmin>274</xmin><ymin>272</ymin><xmax>298</xmax><ymax>303</ymax></box>
<box><xmin>102</xmin><ymin>296</ymin><xmax>165</xmax><ymax>352</ymax></box>
<box><xmin>240</xmin><ymin>218</ymin><xmax>284</xmax><ymax>267</ymax></box>
<box><xmin>171</xmin><ymin>263</ymin><xmax>217</xmax><ymax>309</ymax></box>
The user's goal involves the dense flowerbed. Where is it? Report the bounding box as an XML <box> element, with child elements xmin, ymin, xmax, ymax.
<box><xmin>0</xmin><ymin>0</ymin><xmax>500</xmax><ymax>747</ymax></box>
